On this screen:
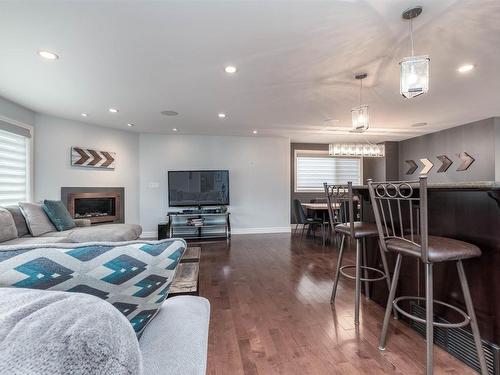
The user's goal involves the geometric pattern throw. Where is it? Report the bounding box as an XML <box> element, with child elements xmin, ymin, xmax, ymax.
<box><xmin>0</xmin><ymin>239</ymin><xmax>186</xmax><ymax>335</ymax></box>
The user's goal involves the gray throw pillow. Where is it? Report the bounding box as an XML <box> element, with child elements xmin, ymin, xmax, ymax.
<box><xmin>4</xmin><ymin>205</ymin><xmax>29</xmax><ymax>237</ymax></box>
<box><xmin>0</xmin><ymin>208</ymin><xmax>18</xmax><ymax>242</ymax></box>
<box><xmin>18</xmin><ymin>202</ymin><xmax>57</xmax><ymax>236</ymax></box>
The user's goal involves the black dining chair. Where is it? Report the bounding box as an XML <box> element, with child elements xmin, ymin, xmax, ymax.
<box><xmin>292</xmin><ymin>199</ymin><xmax>326</xmax><ymax>244</ymax></box>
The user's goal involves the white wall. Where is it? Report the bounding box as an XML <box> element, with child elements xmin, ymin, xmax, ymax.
<box><xmin>139</xmin><ymin>134</ymin><xmax>290</xmax><ymax>236</ymax></box>
<box><xmin>0</xmin><ymin>96</ymin><xmax>35</xmax><ymax>126</ymax></box>
<box><xmin>34</xmin><ymin>114</ymin><xmax>140</xmax><ymax>223</ymax></box>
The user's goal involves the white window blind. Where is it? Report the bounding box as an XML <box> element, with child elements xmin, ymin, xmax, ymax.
<box><xmin>295</xmin><ymin>152</ymin><xmax>361</xmax><ymax>192</ymax></box>
<box><xmin>0</xmin><ymin>128</ymin><xmax>29</xmax><ymax>206</ymax></box>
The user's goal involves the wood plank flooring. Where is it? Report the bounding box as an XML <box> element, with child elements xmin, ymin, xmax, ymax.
<box><xmin>197</xmin><ymin>233</ymin><xmax>477</xmax><ymax>375</ymax></box>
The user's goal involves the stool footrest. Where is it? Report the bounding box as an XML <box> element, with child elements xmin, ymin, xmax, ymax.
<box><xmin>339</xmin><ymin>265</ymin><xmax>387</xmax><ymax>282</ymax></box>
<box><xmin>393</xmin><ymin>296</ymin><xmax>471</xmax><ymax>329</ymax></box>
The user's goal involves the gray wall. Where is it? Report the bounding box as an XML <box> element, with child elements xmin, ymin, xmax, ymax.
<box><xmin>398</xmin><ymin>118</ymin><xmax>498</xmax><ymax>182</ymax></box>
<box><xmin>140</xmin><ymin>134</ymin><xmax>291</xmax><ymax>236</ymax></box>
<box><xmin>34</xmin><ymin>114</ymin><xmax>140</xmax><ymax>223</ymax></box>
<box><xmin>0</xmin><ymin>96</ymin><xmax>35</xmax><ymax>126</ymax></box>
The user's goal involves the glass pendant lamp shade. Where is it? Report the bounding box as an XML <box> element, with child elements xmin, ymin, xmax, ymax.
<box><xmin>351</xmin><ymin>105</ymin><xmax>369</xmax><ymax>132</ymax></box>
<box><xmin>400</xmin><ymin>55</ymin><xmax>430</xmax><ymax>98</ymax></box>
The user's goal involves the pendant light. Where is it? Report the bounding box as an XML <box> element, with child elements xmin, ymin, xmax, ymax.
<box><xmin>400</xmin><ymin>6</ymin><xmax>430</xmax><ymax>99</ymax></box>
<box><xmin>351</xmin><ymin>73</ymin><xmax>369</xmax><ymax>132</ymax></box>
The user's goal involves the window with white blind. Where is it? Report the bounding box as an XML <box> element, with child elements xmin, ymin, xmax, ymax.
<box><xmin>295</xmin><ymin>150</ymin><xmax>361</xmax><ymax>192</ymax></box>
<box><xmin>0</xmin><ymin>121</ymin><xmax>32</xmax><ymax>206</ymax></box>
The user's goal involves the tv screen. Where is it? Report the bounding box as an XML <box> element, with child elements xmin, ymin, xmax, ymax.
<box><xmin>168</xmin><ymin>170</ymin><xmax>229</xmax><ymax>207</ymax></box>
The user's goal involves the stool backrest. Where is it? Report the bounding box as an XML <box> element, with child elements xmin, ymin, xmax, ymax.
<box><xmin>323</xmin><ymin>181</ymin><xmax>361</xmax><ymax>236</ymax></box>
<box><xmin>367</xmin><ymin>176</ymin><xmax>429</xmax><ymax>263</ymax></box>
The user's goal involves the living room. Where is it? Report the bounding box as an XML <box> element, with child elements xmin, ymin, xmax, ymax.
<box><xmin>0</xmin><ymin>1</ymin><xmax>499</xmax><ymax>375</ymax></box>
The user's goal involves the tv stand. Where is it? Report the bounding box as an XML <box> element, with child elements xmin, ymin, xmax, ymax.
<box><xmin>163</xmin><ymin>209</ymin><xmax>230</xmax><ymax>241</ymax></box>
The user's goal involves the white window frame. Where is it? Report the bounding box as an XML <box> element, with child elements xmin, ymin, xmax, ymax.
<box><xmin>294</xmin><ymin>149</ymin><xmax>362</xmax><ymax>193</ymax></box>
<box><xmin>0</xmin><ymin>115</ymin><xmax>34</xmax><ymax>203</ymax></box>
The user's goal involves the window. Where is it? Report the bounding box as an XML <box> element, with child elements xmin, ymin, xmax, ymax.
<box><xmin>0</xmin><ymin>120</ymin><xmax>32</xmax><ymax>206</ymax></box>
<box><xmin>295</xmin><ymin>150</ymin><xmax>361</xmax><ymax>192</ymax></box>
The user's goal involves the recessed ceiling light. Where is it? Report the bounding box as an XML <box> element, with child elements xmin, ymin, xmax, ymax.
<box><xmin>224</xmin><ymin>66</ymin><xmax>237</xmax><ymax>74</ymax></box>
<box><xmin>457</xmin><ymin>64</ymin><xmax>475</xmax><ymax>73</ymax></box>
<box><xmin>172</xmin><ymin>128</ymin><xmax>178</xmax><ymax>132</ymax></box>
<box><xmin>411</xmin><ymin>122</ymin><xmax>428</xmax><ymax>128</ymax></box>
<box><xmin>38</xmin><ymin>50</ymin><xmax>59</xmax><ymax>60</ymax></box>
<box><xmin>81</xmin><ymin>113</ymin><xmax>88</xmax><ymax>117</ymax></box>
<box><xmin>218</xmin><ymin>113</ymin><xmax>226</xmax><ymax>118</ymax></box>
<box><xmin>161</xmin><ymin>110</ymin><xmax>179</xmax><ymax>116</ymax></box>
<box><xmin>252</xmin><ymin>130</ymin><xmax>258</xmax><ymax>134</ymax></box>
<box><xmin>108</xmin><ymin>108</ymin><xmax>119</xmax><ymax>113</ymax></box>
<box><xmin>127</xmin><ymin>123</ymin><xmax>134</xmax><ymax>127</ymax></box>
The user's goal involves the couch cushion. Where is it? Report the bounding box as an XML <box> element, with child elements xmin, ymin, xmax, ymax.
<box><xmin>0</xmin><ymin>239</ymin><xmax>186</xmax><ymax>336</ymax></box>
<box><xmin>41</xmin><ymin>223</ymin><xmax>142</xmax><ymax>242</ymax></box>
<box><xmin>140</xmin><ymin>296</ymin><xmax>210</xmax><ymax>375</ymax></box>
<box><xmin>0</xmin><ymin>236</ymin><xmax>69</xmax><ymax>246</ymax></box>
<box><xmin>0</xmin><ymin>208</ymin><xmax>18</xmax><ymax>243</ymax></box>
<box><xmin>42</xmin><ymin>200</ymin><xmax>76</xmax><ymax>231</ymax></box>
<box><xmin>0</xmin><ymin>288</ymin><xmax>142</xmax><ymax>375</ymax></box>
<box><xmin>4</xmin><ymin>205</ymin><xmax>29</xmax><ymax>237</ymax></box>
<box><xmin>18</xmin><ymin>202</ymin><xmax>57</xmax><ymax>236</ymax></box>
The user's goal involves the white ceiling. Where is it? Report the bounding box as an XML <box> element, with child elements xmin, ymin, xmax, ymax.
<box><xmin>0</xmin><ymin>0</ymin><xmax>499</xmax><ymax>143</ymax></box>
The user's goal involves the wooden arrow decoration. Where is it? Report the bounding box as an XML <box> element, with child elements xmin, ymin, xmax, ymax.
<box><xmin>436</xmin><ymin>155</ymin><xmax>452</xmax><ymax>173</ymax></box>
<box><xmin>73</xmin><ymin>147</ymin><xmax>90</xmax><ymax>165</ymax></box>
<box><xmin>405</xmin><ymin>160</ymin><xmax>418</xmax><ymax>175</ymax></box>
<box><xmin>420</xmin><ymin>158</ymin><xmax>434</xmax><ymax>174</ymax></box>
<box><xmin>457</xmin><ymin>152</ymin><xmax>475</xmax><ymax>171</ymax></box>
<box><xmin>71</xmin><ymin>147</ymin><xmax>116</xmax><ymax>169</ymax></box>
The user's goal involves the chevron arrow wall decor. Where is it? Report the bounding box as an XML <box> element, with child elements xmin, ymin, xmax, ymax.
<box><xmin>405</xmin><ymin>160</ymin><xmax>418</xmax><ymax>175</ymax></box>
<box><xmin>71</xmin><ymin>147</ymin><xmax>116</xmax><ymax>169</ymax></box>
<box><xmin>457</xmin><ymin>152</ymin><xmax>475</xmax><ymax>171</ymax></box>
<box><xmin>436</xmin><ymin>155</ymin><xmax>453</xmax><ymax>173</ymax></box>
<box><xmin>419</xmin><ymin>158</ymin><xmax>434</xmax><ymax>174</ymax></box>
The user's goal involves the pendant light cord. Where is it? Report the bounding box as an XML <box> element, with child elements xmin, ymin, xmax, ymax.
<box><xmin>409</xmin><ymin>17</ymin><xmax>415</xmax><ymax>56</ymax></box>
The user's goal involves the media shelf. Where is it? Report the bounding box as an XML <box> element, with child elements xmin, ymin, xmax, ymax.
<box><xmin>162</xmin><ymin>211</ymin><xmax>231</xmax><ymax>241</ymax></box>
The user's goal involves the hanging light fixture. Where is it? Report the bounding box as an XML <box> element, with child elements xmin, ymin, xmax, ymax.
<box><xmin>400</xmin><ymin>6</ymin><xmax>430</xmax><ymax>99</ymax></box>
<box><xmin>351</xmin><ymin>73</ymin><xmax>369</xmax><ymax>132</ymax></box>
<box><xmin>329</xmin><ymin>143</ymin><xmax>385</xmax><ymax>158</ymax></box>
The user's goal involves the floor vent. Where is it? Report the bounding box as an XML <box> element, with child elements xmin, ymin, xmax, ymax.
<box><xmin>410</xmin><ymin>302</ymin><xmax>500</xmax><ymax>375</ymax></box>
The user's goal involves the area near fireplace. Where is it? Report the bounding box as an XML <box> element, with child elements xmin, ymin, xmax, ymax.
<box><xmin>61</xmin><ymin>187</ymin><xmax>125</xmax><ymax>224</ymax></box>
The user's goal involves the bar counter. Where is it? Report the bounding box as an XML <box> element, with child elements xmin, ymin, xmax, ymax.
<box><xmin>354</xmin><ymin>181</ymin><xmax>500</xmax><ymax>345</ymax></box>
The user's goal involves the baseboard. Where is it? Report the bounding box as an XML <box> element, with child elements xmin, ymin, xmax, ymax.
<box><xmin>140</xmin><ymin>226</ymin><xmax>292</xmax><ymax>239</ymax></box>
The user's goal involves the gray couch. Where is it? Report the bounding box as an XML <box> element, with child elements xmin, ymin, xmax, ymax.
<box><xmin>0</xmin><ymin>288</ymin><xmax>210</xmax><ymax>375</ymax></box>
<box><xmin>0</xmin><ymin>204</ymin><xmax>142</xmax><ymax>245</ymax></box>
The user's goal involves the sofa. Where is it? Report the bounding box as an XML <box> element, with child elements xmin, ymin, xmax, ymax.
<box><xmin>0</xmin><ymin>204</ymin><xmax>142</xmax><ymax>245</ymax></box>
<box><xmin>0</xmin><ymin>239</ymin><xmax>210</xmax><ymax>375</ymax></box>
<box><xmin>0</xmin><ymin>203</ymin><xmax>210</xmax><ymax>374</ymax></box>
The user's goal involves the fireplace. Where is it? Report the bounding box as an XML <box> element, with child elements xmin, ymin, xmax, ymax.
<box><xmin>61</xmin><ymin>187</ymin><xmax>124</xmax><ymax>224</ymax></box>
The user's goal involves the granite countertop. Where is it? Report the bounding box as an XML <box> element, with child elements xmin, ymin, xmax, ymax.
<box><xmin>353</xmin><ymin>181</ymin><xmax>500</xmax><ymax>190</ymax></box>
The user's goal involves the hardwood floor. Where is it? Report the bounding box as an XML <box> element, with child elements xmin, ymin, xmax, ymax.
<box><xmin>197</xmin><ymin>233</ymin><xmax>477</xmax><ymax>375</ymax></box>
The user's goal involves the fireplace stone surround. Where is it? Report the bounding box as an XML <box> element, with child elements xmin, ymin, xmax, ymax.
<box><xmin>61</xmin><ymin>187</ymin><xmax>125</xmax><ymax>224</ymax></box>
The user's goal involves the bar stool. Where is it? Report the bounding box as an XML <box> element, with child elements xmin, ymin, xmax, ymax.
<box><xmin>367</xmin><ymin>177</ymin><xmax>488</xmax><ymax>375</ymax></box>
<box><xmin>324</xmin><ymin>182</ymin><xmax>395</xmax><ymax>325</ymax></box>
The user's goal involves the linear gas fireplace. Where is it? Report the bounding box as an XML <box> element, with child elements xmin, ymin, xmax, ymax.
<box><xmin>61</xmin><ymin>187</ymin><xmax>124</xmax><ymax>224</ymax></box>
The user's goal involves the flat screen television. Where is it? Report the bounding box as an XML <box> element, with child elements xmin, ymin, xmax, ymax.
<box><xmin>168</xmin><ymin>170</ymin><xmax>230</xmax><ymax>207</ymax></box>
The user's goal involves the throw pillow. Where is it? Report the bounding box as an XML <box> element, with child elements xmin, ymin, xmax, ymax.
<box><xmin>0</xmin><ymin>288</ymin><xmax>142</xmax><ymax>375</ymax></box>
<box><xmin>0</xmin><ymin>239</ymin><xmax>186</xmax><ymax>335</ymax></box>
<box><xmin>42</xmin><ymin>200</ymin><xmax>76</xmax><ymax>231</ymax></box>
<box><xmin>4</xmin><ymin>205</ymin><xmax>29</xmax><ymax>237</ymax></box>
<box><xmin>0</xmin><ymin>207</ymin><xmax>18</xmax><ymax>242</ymax></box>
<box><xmin>18</xmin><ymin>202</ymin><xmax>57</xmax><ymax>236</ymax></box>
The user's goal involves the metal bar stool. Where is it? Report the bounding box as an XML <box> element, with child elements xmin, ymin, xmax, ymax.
<box><xmin>367</xmin><ymin>176</ymin><xmax>488</xmax><ymax>375</ymax></box>
<box><xmin>324</xmin><ymin>182</ymin><xmax>395</xmax><ymax>325</ymax></box>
